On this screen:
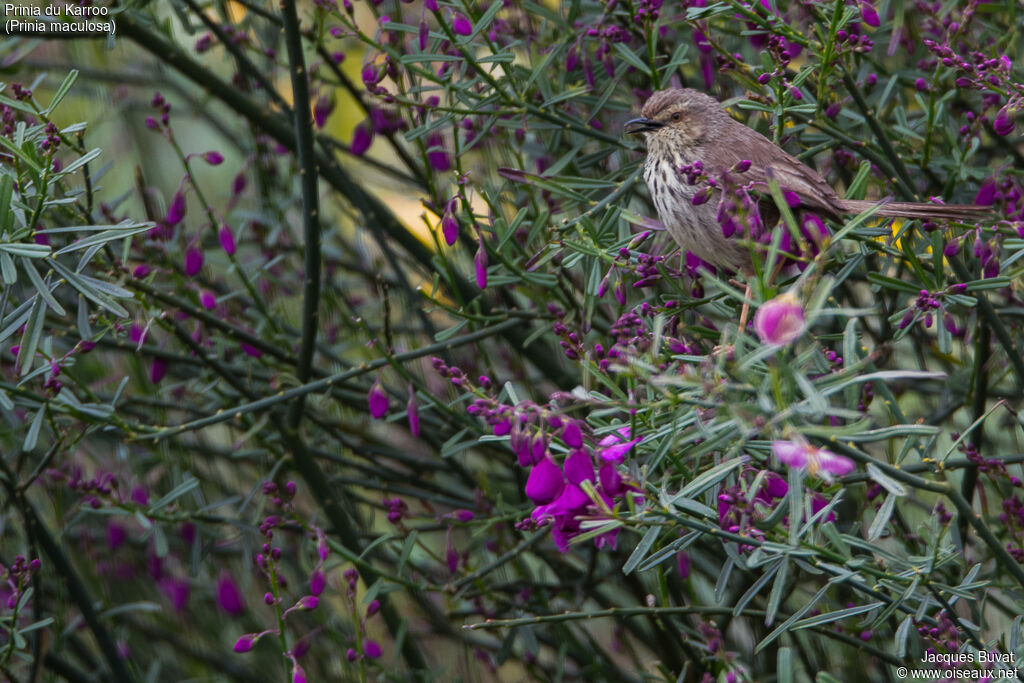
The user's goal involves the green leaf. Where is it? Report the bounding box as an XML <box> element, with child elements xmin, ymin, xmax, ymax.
<box><xmin>623</xmin><ymin>526</ymin><xmax>660</xmax><ymax>575</ymax></box>
<box><xmin>867</xmin><ymin>494</ymin><xmax>896</xmax><ymax>542</ymax></box>
<box><xmin>45</xmin><ymin>70</ymin><xmax>79</xmax><ymax>115</ymax></box>
<box><xmin>22</xmin><ymin>258</ymin><xmax>66</xmax><ymax>316</ymax></box>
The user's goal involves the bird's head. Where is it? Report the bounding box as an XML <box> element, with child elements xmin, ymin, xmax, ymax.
<box><xmin>624</xmin><ymin>88</ymin><xmax>721</xmax><ymax>149</ymax></box>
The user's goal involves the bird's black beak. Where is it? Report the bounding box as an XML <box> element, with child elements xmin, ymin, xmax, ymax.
<box><xmin>624</xmin><ymin>117</ymin><xmax>663</xmax><ymax>135</ymax></box>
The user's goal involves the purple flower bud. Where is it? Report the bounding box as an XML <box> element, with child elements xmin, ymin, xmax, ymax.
<box><xmin>184</xmin><ymin>247</ymin><xmax>203</xmax><ymax>277</ymax></box>
<box><xmin>291</xmin><ymin>663</ymin><xmax>306</xmax><ymax>683</ymax></box>
<box><xmin>366</xmin><ymin>599</ymin><xmax>381</xmax><ymax>617</ymax></box>
<box><xmin>150</xmin><ymin>358</ymin><xmax>168</xmax><ymax>384</ymax></box>
<box><xmin>314</xmin><ymin>96</ymin><xmax>333</xmax><ymax>129</ymax></box>
<box><xmin>310</xmin><ymin>569</ymin><xmax>326</xmax><ymax>596</ymax></box>
<box><xmin>350</xmin><ymin>123</ymin><xmax>373</xmax><ymax>157</ymax></box>
<box><xmin>165</xmin><ymin>191</ymin><xmax>186</xmax><ymax>226</ymax></box>
<box><xmin>562</xmin><ymin>420</ymin><xmax>583</xmax><ymax>448</ymax></box>
<box><xmin>133</xmin><ymin>264</ymin><xmax>152</xmax><ymax>279</ymax></box>
<box><xmin>202</xmin><ymin>151</ymin><xmax>224</xmax><ymax>165</ymax></box>
<box><xmin>452</xmin><ymin>14</ymin><xmax>472</xmax><ymax>36</ymax></box>
<box><xmin>474</xmin><ymin>244</ymin><xmax>488</xmax><ymax>289</ymax></box>
<box><xmin>753</xmin><ymin>292</ymin><xmax>806</xmax><ymax>346</ymax></box>
<box><xmin>419</xmin><ymin>21</ymin><xmax>429</xmax><ymax>50</ymax></box>
<box><xmin>145</xmin><ymin>116</ymin><xmax>158</xmax><ymax>130</ymax></box>
<box><xmin>234</xmin><ymin>633</ymin><xmax>258</xmax><ymax>653</ymax></box>
<box><xmin>525</xmin><ymin>458</ymin><xmax>564</xmax><ymax>504</ymax></box>
<box><xmin>732</xmin><ymin>160</ymin><xmax>752</xmax><ymax>173</ymax></box>
<box><xmin>218</xmin><ymin>225</ymin><xmax>237</xmax><ymax>255</ymax></box>
<box><xmin>783</xmin><ymin>190</ymin><xmax>801</xmax><ymax>208</ymax></box>
<box><xmin>455</xmin><ymin>509</ymin><xmax>474</xmax><ymax>522</ymax></box>
<box><xmin>598</xmin><ymin>462</ymin><xmax>623</xmax><ymax>495</ymax></box>
<box><xmin>216</xmin><ymin>573</ymin><xmax>246</xmax><ymax>615</ymax></box>
<box><xmin>368</xmin><ymin>379</ymin><xmax>389</xmax><ymax>419</ymax></box>
<box><xmin>757</xmin><ymin>73</ymin><xmax>772</xmax><ymax>85</ymax></box>
<box><xmin>915</xmin><ymin>78</ymin><xmax>929</xmax><ymax>92</ymax></box>
<box><xmin>425</xmin><ymin>132</ymin><xmax>451</xmax><ymax>172</ymax></box>
<box><xmin>943</xmin><ymin>237</ymin><xmax>960</xmax><ymax>257</ymax></box>
<box><xmin>346</xmin><ymin>648</ymin><xmax>357</xmax><ymax>662</ymax></box>
<box><xmin>994</xmin><ymin>103</ymin><xmax>1016</xmax><ymax>136</ymax></box>
<box><xmin>691</xmin><ymin>187</ymin><xmax>712</xmax><ymax>206</ymax></box>
<box><xmin>859</xmin><ymin>1</ymin><xmax>880</xmax><ymax>27</ymax></box>
<box><xmin>442</xmin><ymin>200</ymin><xmax>459</xmax><ymax>245</ymax></box>
<box><xmin>424</xmin><ymin>0</ymin><xmax>438</xmax><ymax>10</ymax></box>
<box><xmin>199</xmin><ymin>290</ymin><xmax>216</xmax><ymax>310</ymax></box>
<box><xmin>364</xmin><ymin>640</ymin><xmax>382</xmax><ymax>659</ymax></box>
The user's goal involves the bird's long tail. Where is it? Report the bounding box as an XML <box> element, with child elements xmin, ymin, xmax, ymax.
<box><xmin>838</xmin><ymin>199</ymin><xmax>991</xmax><ymax>224</ymax></box>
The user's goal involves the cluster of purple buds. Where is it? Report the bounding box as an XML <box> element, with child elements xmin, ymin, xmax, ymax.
<box><xmin>917</xmin><ymin>611</ymin><xmax>961</xmax><ymax>655</ymax></box>
<box><xmin>3</xmin><ymin>555</ymin><xmax>41</xmax><ymax>606</ymax></box>
<box><xmin>898</xmin><ymin>285</ymin><xmax>966</xmax><ymax>334</ymax></box>
<box><xmin>632</xmin><ymin>0</ymin><xmax>663</xmax><ymax>25</ymax></box>
<box><xmin>40</xmin><ymin>122</ymin><xmax>61</xmax><ymax>153</ymax></box>
<box><xmin>146</xmin><ymin>91</ymin><xmax>171</xmax><ymax>130</ymax></box>
<box><xmin>383</xmin><ymin>496</ymin><xmax>408</xmax><ymax>524</ymax></box>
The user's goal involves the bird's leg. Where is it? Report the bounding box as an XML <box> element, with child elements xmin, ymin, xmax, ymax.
<box><xmin>737</xmin><ymin>281</ymin><xmax>753</xmax><ymax>334</ymax></box>
<box><xmin>713</xmin><ymin>279</ymin><xmax>753</xmax><ymax>357</ymax></box>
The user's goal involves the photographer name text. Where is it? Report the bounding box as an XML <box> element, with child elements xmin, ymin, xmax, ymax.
<box><xmin>4</xmin><ymin>3</ymin><xmax>115</xmax><ymax>35</ymax></box>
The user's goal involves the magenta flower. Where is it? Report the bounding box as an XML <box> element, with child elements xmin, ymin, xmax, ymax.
<box><xmin>218</xmin><ymin>225</ymin><xmax>236</xmax><ymax>255</ymax></box>
<box><xmin>165</xmin><ymin>190</ymin><xmax>186</xmax><ymax>226</ymax></box>
<box><xmin>424</xmin><ymin>0</ymin><xmax>438</xmax><ymax>10</ymax></box>
<box><xmin>201</xmin><ymin>151</ymin><xmax>224</xmax><ymax>165</ymax></box>
<box><xmin>563</xmin><ymin>449</ymin><xmax>595</xmax><ymax>485</ymax></box>
<box><xmin>199</xmin><ymin>290</ymin><xmax>216</xmax><ymax>310</ymax></box>
<box><xmin>753</xmin><ymin>292</ymin><xmax>806</xmax><ymax>346</ymax></box>
<box><xmin>773</xmin><ymin>438</ymin><xmax>855</xmax><ymax>482</ymax></box>
<box><xmin>596</xmin><ymin>428</ymin><xmax>642</xmax><ymax>463</ymax></box>
<box><xmin>184</xmin><ymin>247</ymin><xmax>203</xmax><ymax>277</ymax></box>
<box><xmin>350</xmin><ymin>123</ymin><xmax>373</xmax><ymax>156</ymax></box>
<box><xmin>525</xmin><ymin>457</ymin><xmax>564</xmax><ymax>504</ymax></box>
<box><xmin>216</xmin><ymin>572</ymin><xmax>246</xmax><ymax>615</ymax></box>
<box><xmin>452</xmin><ymin>13</ymin><xmax>472</xmax><ymax>36</ymax></box>
<box><xmin>562</xmin><ymin>420</ymin><xmax>583</xmax><ymax>448</ymax></box>
<box><xmin>368</xmin><ymin>378</ymin><xmax>389</xmax><ymax>419</ymax></box>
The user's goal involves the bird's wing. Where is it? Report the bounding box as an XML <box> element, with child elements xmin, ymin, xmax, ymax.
<box><xmin>709</xmin><ymin>125</ymin><xmax>843</xmax><ymax>217</ymax></box>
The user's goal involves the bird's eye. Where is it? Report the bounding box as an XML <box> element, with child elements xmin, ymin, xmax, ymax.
<box><xmin>671</xmin><ymin>112</ymin><xmax>681</xmax><ymax>121</ymax></box>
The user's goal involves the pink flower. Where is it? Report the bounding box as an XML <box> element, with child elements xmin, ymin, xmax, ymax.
<box><xmin>773</xmin><ymin>438</ymin><xmax>854</xmax><ymax>482</ymax></box>
<box><xmin>368</xmin><ymin>378</ymin><xmax>389</xmax><ymax>419</ymax></box>
<box><xmin>596</xmin><ymin>428</ymin><xmax>642</xmax><ymax>463</ymax></box>
<box><xmin>753</xmin><ymin>292</ymin><xmax>806</xmax><ymax>346</ymax></box>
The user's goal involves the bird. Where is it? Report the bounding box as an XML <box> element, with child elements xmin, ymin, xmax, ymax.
<box><xmin>624</xmin><ymin>88</ymin><xmax>990</xmax><ymax>275</ymax></box>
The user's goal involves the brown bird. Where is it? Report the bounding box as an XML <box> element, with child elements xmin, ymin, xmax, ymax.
<box><xmin>624</xmin><ymin>88</ymin><xmax>990</xmax><ymax>274</ymax></box>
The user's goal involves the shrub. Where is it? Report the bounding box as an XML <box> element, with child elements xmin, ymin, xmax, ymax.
<box><xmin>1</xmin><ymin>0</ymin><xmax>1023</xmax><ymax>681</ymax></box>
